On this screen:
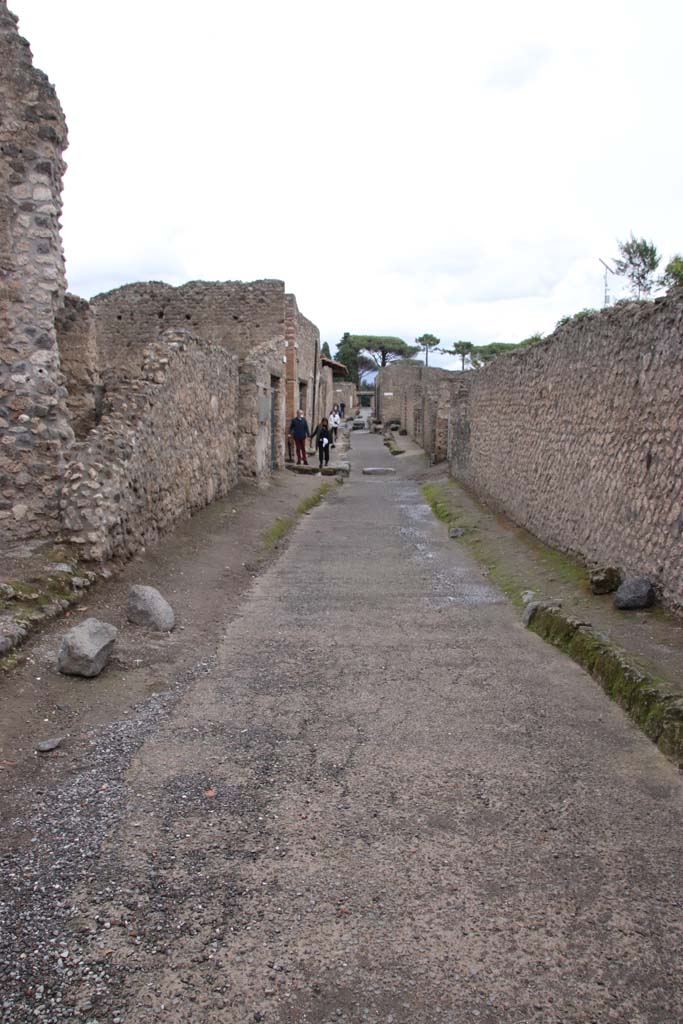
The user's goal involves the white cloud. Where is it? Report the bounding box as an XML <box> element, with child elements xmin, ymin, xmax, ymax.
<box><xmin>9</xmin><ymin>0</ymin><xmax>683</xmax><ymax>356</ymax></box>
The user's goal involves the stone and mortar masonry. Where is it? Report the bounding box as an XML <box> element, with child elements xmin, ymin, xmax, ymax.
<box><xmin>376</xmin><ymin>364</ymin><xmax>422</xmax><ymax>427</ymax></box>
<box><xmin>1</xmin><ymin>6</ymin><xmax>324</xmax><ymax>572</ymax></box>
<box><xmin>376</xmin><ymin>365</ymin><xmax>462</xmax><ymax>463</ymax></box>
<box><xmin>284</xmin><ymin>293</ymin><xmax>319</xmax><ymax>429</ymax></box>
<box><xmin>0</xmin><ymin>1</ymin><xmax>73</xmax><ymax>543</ymax></box>
<box><xmin>88</xmin><ymin>279</ymin><xmax>297</xmax><ymax>481</ymax></box>
<box><xmin>55</xmin><ymin>293</ymin><xmax>100</xmax><ymax>437</ymax></box>
<box><xmin>449</xmin><ymin>292</ymin><xmax>683</xmax><ymax>613</ymax></box>
<box><xmin>61</xmin><ymin>330</ymin><xmax>240</xmax><ymax>562</ymax></box>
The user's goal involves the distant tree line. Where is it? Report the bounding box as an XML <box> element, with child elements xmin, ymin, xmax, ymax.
<box><xmin>327</xmin><ymin>234</ymin><xmax>682</xmax><ymax>381</ymax></box>
<box><xmin>330</xmin><ymin>332</ymin><xmax>543</xmax><ymax>379</ymax></box>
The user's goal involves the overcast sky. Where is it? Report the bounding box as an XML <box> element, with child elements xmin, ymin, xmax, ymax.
<box><xmin>10</xmin><ymin>0</ymin><xmax>683</xmax><ymax>368</ymax></box>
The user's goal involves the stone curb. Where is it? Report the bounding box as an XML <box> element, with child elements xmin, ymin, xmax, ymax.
<box><xmin>525</xmin><ymin>603</ymin><xmax>683</xmax><ymax>769</ymax></box>
<box><xmin>0</xmin><ymin>565</ymin><xmax>104</xmax><ymax>667</ymax></box>
<box><xmin>383</xmin><ymin>431</ymin><xmax>405</xmax><ymax>456</ymax></box>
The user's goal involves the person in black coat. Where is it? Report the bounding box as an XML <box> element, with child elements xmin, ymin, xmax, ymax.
<box><xmin>310</xmin><ymin>417</ymin><xmax>333</xmax><ymax>468</ymax></box>
<box><xmin>289</xmin><ymin>410</ymin><xmax>310</xmax><ymax>465</ymax></box>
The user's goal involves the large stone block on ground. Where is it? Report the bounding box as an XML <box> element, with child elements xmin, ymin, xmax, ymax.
<box><xmin>58</xmin><ymin>618</ymin><xmax>118</xmax><ymax>677</ymax></box>
<box><xmin>614</xmin><ymin>578</ymin><xmax>655</xmax><ymax>610</ymax></box>
<box><xmin>362</xmin><ymin>467</ymin><xmax>396</xmax><ymax>475</ymax></box>
<box><xmin>321</xmin><ymin>462</ymin><xmax>350</xmax><ymax>477</ymax></box>
<box><xmin>128</xmin><ymin>585</ymin><xmax>175</xmax><ymax>631</ymax></box>
<box><xmin>590</xmin><ymin>566</ymin><xmax>622</xmax><ymax>595</ymax></box>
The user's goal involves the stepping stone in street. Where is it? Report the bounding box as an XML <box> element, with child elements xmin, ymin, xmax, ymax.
<box><xmin>285</xmin><ymin>464</ymin><xmax>318</xmax><ymax>474</ymax></box>
<box><xmin>362</xmin><ymin>467</ymin><xmax>396</xmax><ymax>475</ymax></box>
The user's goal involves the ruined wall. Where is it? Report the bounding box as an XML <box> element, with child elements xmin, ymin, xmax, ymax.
<box><xmin>61</xmin><ymin>330</ymin><xmax>239</xmax><ymax>562</ymax></box>
<box><xmin>284</xmin><ymin>294</ymin><xmax>319</xmax><ymax>429</ymax></box>
<box><xmin>55</xmin><ymin>294</ymin><xmax>100</xmax><ymax>437</ymax></box>
<box><xmin>0</xmin><ymin>2</ymin><xmax>73</xmax><ymax>542</ymax></box>
<box><xmin>89</xmin><ymin>279</ymin><xmax>285</xmax><ymax>377</ymax></box>
<box><xmin>328</xmin><ymin>380</ymin><xmax>356</xmax><ymax>417</ymax></box>
<box><xmin>419</xmin><ymin>369</ymin><xmax>461</xmax><ymax>461</ymax></box>
<box><xmin>377</xmin><ymin>365</ymin><xmax>459</xmax><ymax>460</ymax></box>
<box><xmin>450</xmin><ymin>292</ymin><xmax>683</xmax><ymax>612</ymax></box>
<box><xmin>376</xmin><ymin>364</ymin><xmax>422</xmax><ymax>425</ymax></box>
<box><xmin>318</xmin><ymin>365</ymin><xmax>333</xmax><ymax>426</ymax></box>
<box><xmin>89</xmin><ymin>280</ymin><xmax>288</xmax><ymax>479</ymax></box>
<box><xmin>1</xmin><ymin>5</ymin><xmax>322</xmax><ymax>559</ymax></box>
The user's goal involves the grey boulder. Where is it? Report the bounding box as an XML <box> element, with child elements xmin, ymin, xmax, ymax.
<box><xmin>36</xmin><ymin>737</ymin><xmax>63</xmax><ymax>753</ymax></box>
<box><xmin>58</xmin><ymin>618</ymin><xmax>117</xmax><ymax>677</ymax></box>
<box><xmin>614</xmin><ymin>578</ymin><xmax>655</xmax><ymax>610</ymax></box>
<box><xmin>362</xmin><ymin>467</ymin><xmax>396</xmax><ymax>475</ymax></box>
<box><xmin>128</xmin><ymin>585</ymin><xmax>175</xmax><ymax>631</ymax></box>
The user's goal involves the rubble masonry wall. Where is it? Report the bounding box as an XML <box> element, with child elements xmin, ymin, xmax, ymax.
<box><xmin>61</xmin><ymin>330</ymin><xmax>240</xmax><ymax>562</ymax></box>
<box><xmin>55</xmin><ymin>294</ymin><xmax>100</xmax><ymax>438</ymax></box>
<box><xmin>449</xmin><ymin>293</ymin><xmax>683</xmax><ymax>611</ymax></box>
<box><xmin>0</xmin><ymin>1</ymin><xmax>73</xmax><ymax>543</ymax></box>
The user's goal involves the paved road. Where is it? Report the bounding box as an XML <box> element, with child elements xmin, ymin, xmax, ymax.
<box><xmin>4</xmin><ymin>432</ymin><xmax>683</xmax><ymax>1023</ymax></box>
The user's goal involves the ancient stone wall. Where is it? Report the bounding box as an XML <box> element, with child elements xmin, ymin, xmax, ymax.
<box><xmin>377</xmin><ymin>365</ymin><xmax>460</xmax><ymax>461</ymax></box>
<box><xmin>89</xmin><ymin>279</ymin><xmax>285</xmax><ymax>378</ymax></box>
<box><xmin>0</xmin><ymin>6</ymin><xmax>322</xmax><ymax>561</ymax></box>
<box><xmin>55</xmin><ymin>294</ymin><xmax>100</xmax><ymax>437</ymax></box>
<box><xmin>318</xmin><ymin>365</ymin><xmax>333</xmax><ymax>427</ymax></box>
<box><xmin>328</xmin><ymin>380</ymin><xmax>356</xmax><ymax>417</ymax></box>
<box><xmin>88</xmin><ymin>279</ymin><xmax>290</xmax><ymax>479</ymax></box>
<box><xmin>376</xmin><ymin>364</ymin><xmax>422</xmax><ymax>425</ymax></box>
<box><xmin>284</xmin><ymin>294</ymin><xmax>319</xmax><ymax>430</ymax></box>
<box><xmin>418</xmin><ymin>369</ymin><xmax>461</xmax><ymax>462</ymax></box>
<box><xmin>449</xmin><ymin>292</ymin><xmax>683</xmax><ymax>612</ymax></box>
<box><xmin>0</xmin><ymin>1</ymin><xmax>73</xmax><ymax>542</ymax></box>
<box><xmin>61</xmin><ymin>330</ymin><xmax>240</xmax><ymax>562</ymax></box>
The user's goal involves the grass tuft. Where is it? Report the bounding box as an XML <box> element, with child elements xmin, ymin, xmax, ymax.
<box><xmin>264</xmin><ymin>483</ymin><xmax>335</xmax><ymax>550</ymax></box>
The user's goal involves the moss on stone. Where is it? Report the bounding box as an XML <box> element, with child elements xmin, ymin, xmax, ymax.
<box><xmin>422</xmin><ymin>477</ymin><xmax>683</xmax><ymax>767</ymax></box>
<box><xmin>0</xmin><ymin>650</ymin><xmax>25</xmax><ymax>673</ymax></box>
<box><xmin>6</xmin><ymin>580</ymin><xmax>43</xmax><ymax>601</ymax></box>
<box><xmin>529</xmin><ymin>606</ymin><xmax>579</xmax><ymax>648</ymax></box>
<box><xmin>528</xmin><ymin>603</ymin><xmax>683</xmax><ymax>766</ymax></box>
<box><xmin>658</xmin><ymin>703</ymin><xmax>683</xmax><ymax>764</ymax></box>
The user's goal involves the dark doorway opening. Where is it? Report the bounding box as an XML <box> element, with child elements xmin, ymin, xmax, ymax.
<box><xmin>270</xmin><ymin>376</ymin><xmax>279</xmax><ymax>471</ymax></box>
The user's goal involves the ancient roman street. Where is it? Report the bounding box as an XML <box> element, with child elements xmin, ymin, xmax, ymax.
<box><xmin>2</xmin><ymin>431</ymin><xmax>681</xmax><ymax>1023</ymax></box>
<box><xmin>2</xmin><ymin>5</ymin><xmax>683</xmax><ymax>1021</ymax></box>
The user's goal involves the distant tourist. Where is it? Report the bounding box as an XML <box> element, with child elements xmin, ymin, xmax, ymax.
<box><xmin>339</xmin><ymin>401</ymin><xmax>346</xmax><ymax>419</ymax></box>
<box><xmin>329</xmin><ymin>407</ymin><xmax>341</xmax><ymax>446</ymax></box>
<box><xmin>289</xmin><ymin>410</ymin><xmax>310</xmax><ymax>465</ymax></box>
<box><xmin>311</xmin><ymin>417</ymin><xmax>333</xmax><ymax>468</ymax></box>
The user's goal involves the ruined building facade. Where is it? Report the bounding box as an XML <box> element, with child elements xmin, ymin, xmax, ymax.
<box><xmin>0</xmin><ymin>2</ymin><xmax>322</xmax><ymax>562</ymax></box>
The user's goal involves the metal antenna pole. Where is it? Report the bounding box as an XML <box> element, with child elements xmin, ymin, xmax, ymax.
<box><xmin>599</xmin><ymin>258</ymin><xmax>617</xmax><ymax>308</ymax></box>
